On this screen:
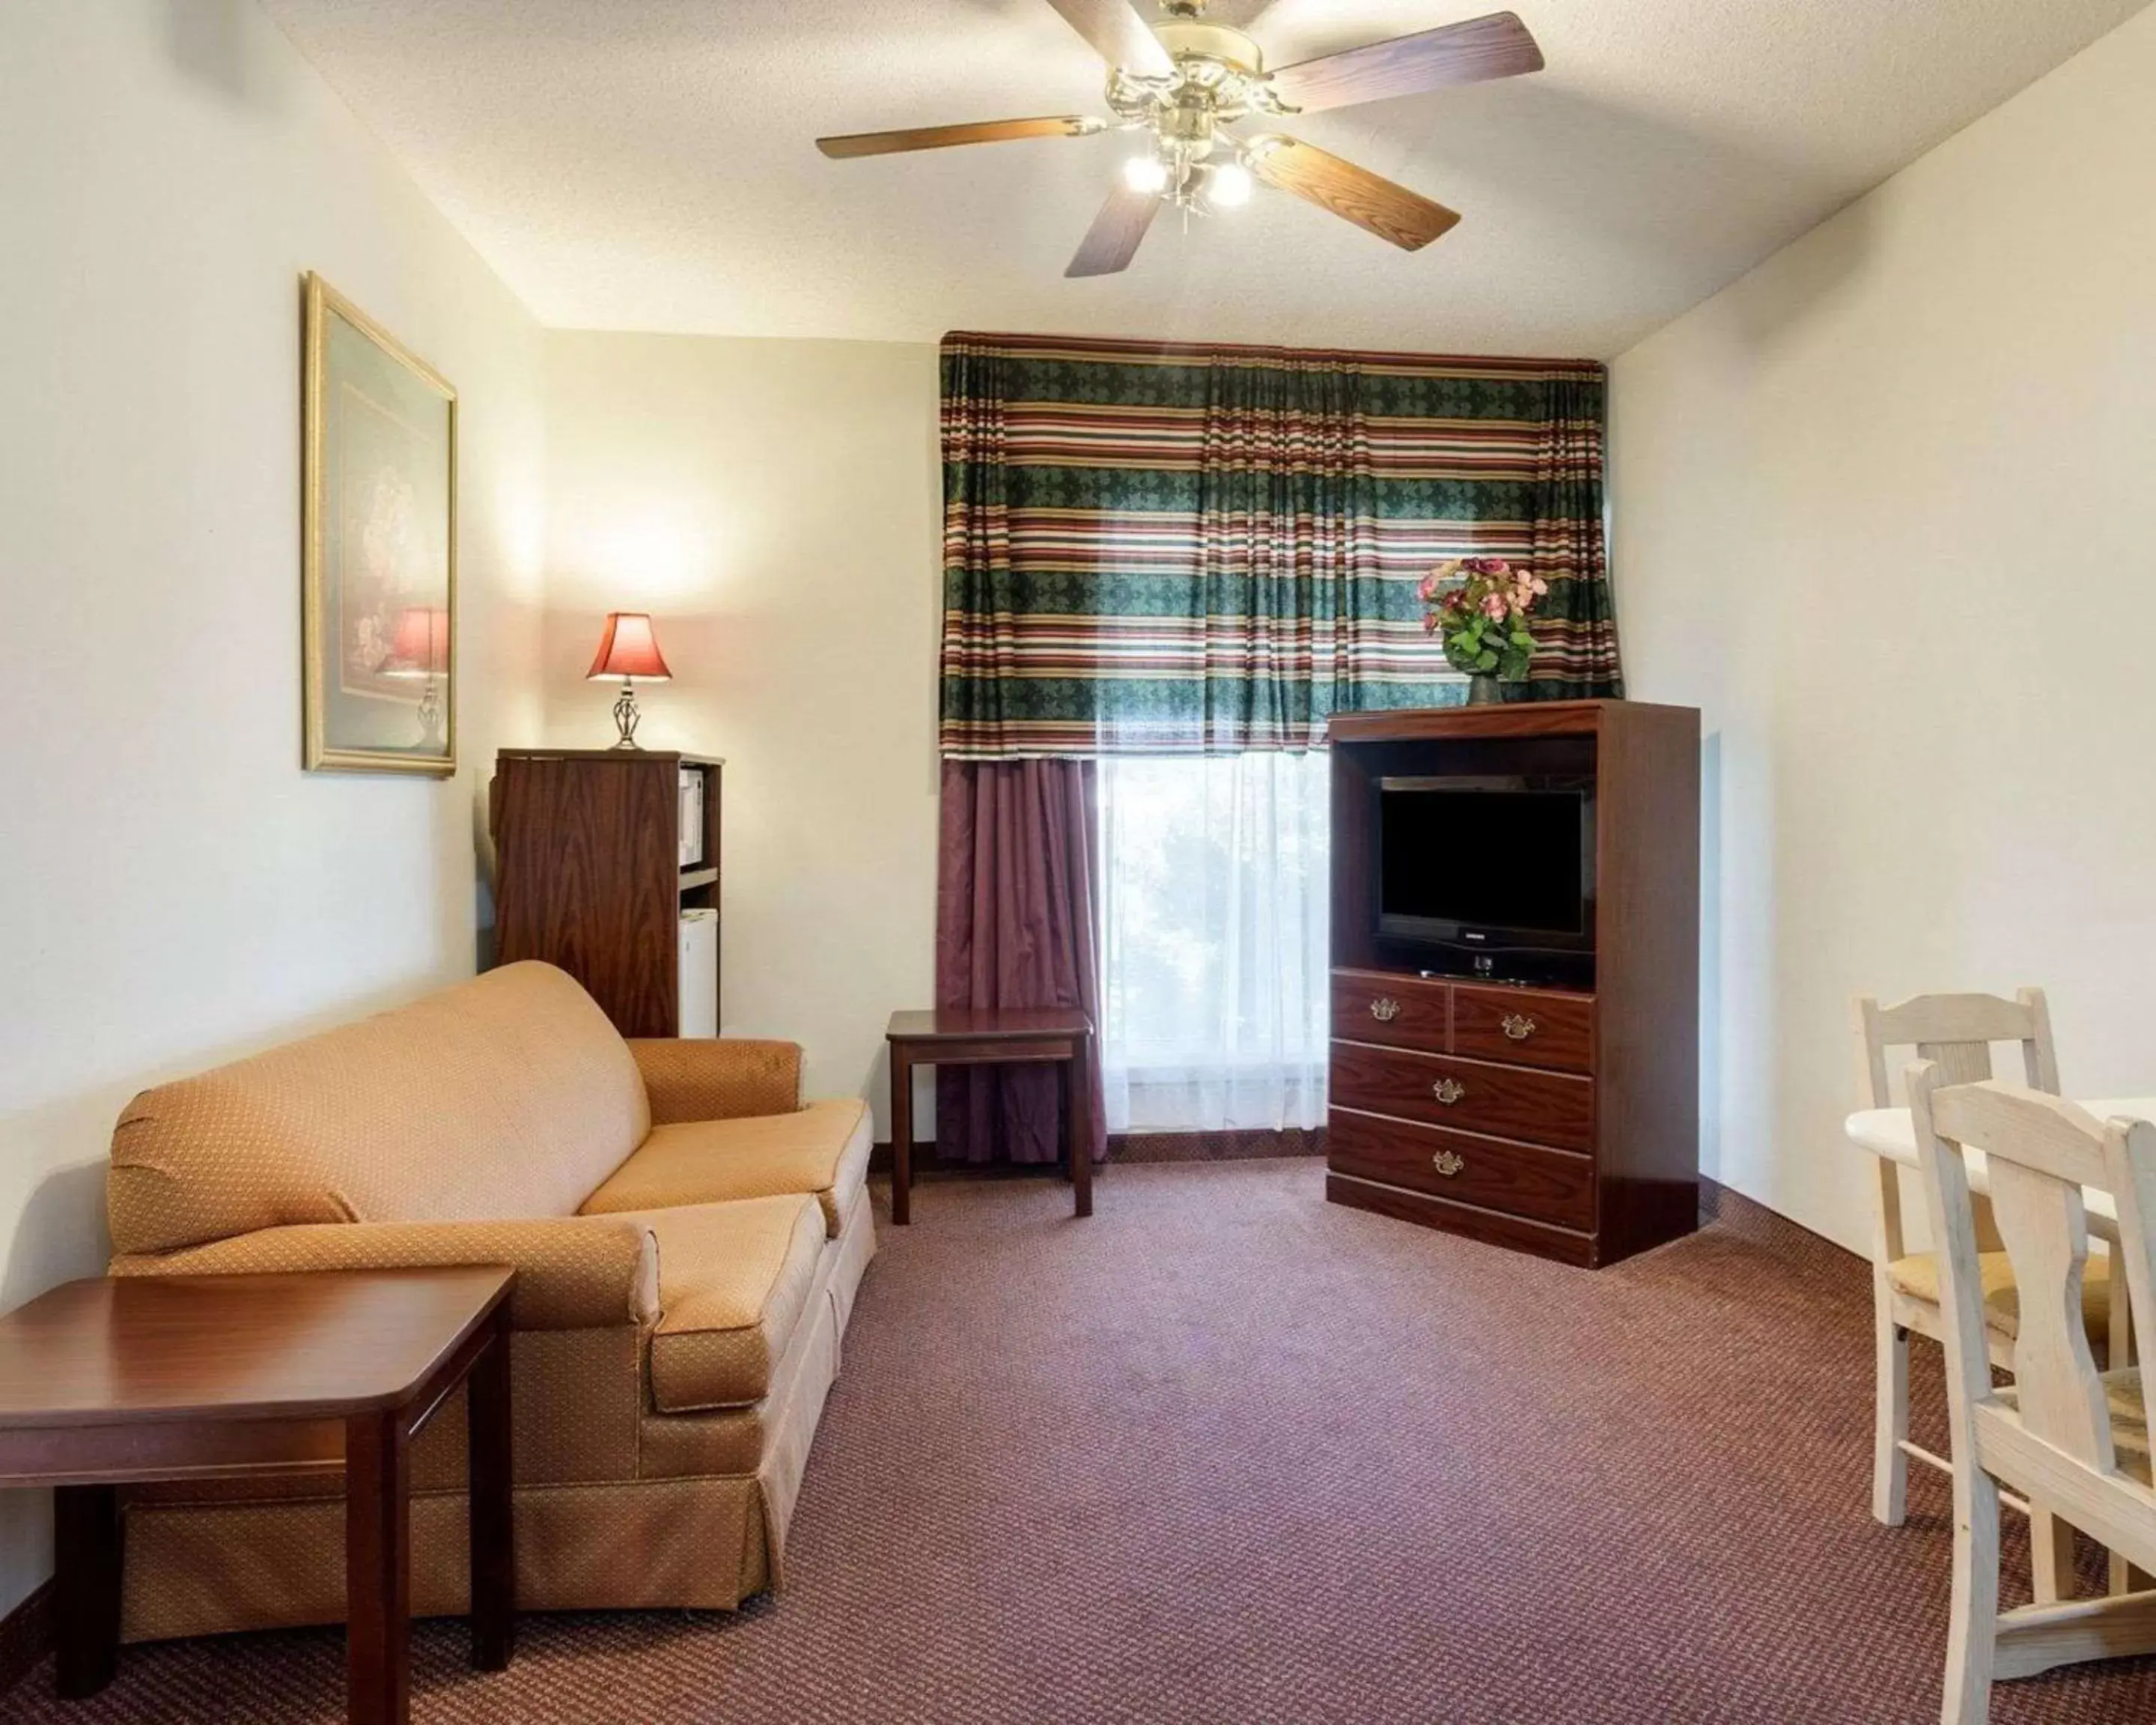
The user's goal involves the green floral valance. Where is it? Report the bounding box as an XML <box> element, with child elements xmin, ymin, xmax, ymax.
<box><xmin>940</xmin><ymin>331</ymin><xmax>1620</xmax><ymax>758</ymax></box>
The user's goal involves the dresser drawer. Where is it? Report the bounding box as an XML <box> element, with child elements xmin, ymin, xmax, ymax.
<box><xmin>1329</xmin><ymin>1041</ymin><xmax>1595</xmax><ymax>1153</ymax></box>
<box><xmin>1330</xmin><ymin>968</ymin><xmax>1448</xmax><ymax>1055</ymax></box>
<box><xmin>1330</xmin><ymin>1109</ymin><xmax>1596</xmax><ymax>1231</ymax></box>
<box><xmin>1451</xmin><ymin>986</ymin><xmax>1595</xmax><ymax>1074</ymax></box>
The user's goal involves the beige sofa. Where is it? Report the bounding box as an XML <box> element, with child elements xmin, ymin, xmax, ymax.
<box><xmin>103</xmin><ymin>961</ymin><xmax>874</xmax><ymax>1643</ymax></box>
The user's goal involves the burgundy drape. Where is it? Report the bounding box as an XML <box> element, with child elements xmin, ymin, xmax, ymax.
<box><xmin>934</xmin><ymin>759</ymin><xmax>1107</xmax><ymax>1167</ymax></box>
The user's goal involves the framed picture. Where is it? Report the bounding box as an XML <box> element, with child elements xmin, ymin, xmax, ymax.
<box><xmin>302</xmin><ymin>273</ymin><xmax>458</xmax><ymax>775</ymax></box>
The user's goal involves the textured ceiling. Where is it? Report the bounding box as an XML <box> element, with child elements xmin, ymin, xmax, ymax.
<box><xmin>262</xmin><ymin>0</ymin><xmax>2148</xmax><ymax>357</ymax></box>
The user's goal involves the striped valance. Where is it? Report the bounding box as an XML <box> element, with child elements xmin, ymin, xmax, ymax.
<box><xmin>940</xmin><ymin>331</ymin><xmax>1620</xmax><ymax>758</ymax></box>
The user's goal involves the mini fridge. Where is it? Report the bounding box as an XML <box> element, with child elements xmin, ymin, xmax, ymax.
<box><xmin>677</xmin><ymin>909</ymin><xmax>719</xmax><ymax>1038</ymax></box>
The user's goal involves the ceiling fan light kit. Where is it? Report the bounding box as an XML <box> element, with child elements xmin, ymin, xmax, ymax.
<box><xmin>815</xmin><ymin>1</ymin><xmax>1543</xmax><ymax>277</ymax></box>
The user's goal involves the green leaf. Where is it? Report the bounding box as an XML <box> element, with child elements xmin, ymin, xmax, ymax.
<box><xmin>1476</xmin><ymin>648</ymin><xmax>1499</xmax><ymax>672</ymax></box>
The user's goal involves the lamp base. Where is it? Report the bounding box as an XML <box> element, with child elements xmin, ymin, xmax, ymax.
<box><xmin>416</xmin><ymin>678</ymin><xmax>444</xmax><ymax>748</ymax></box>
<box><xmin>610</xmin><ymin>681</ymin><xmax>643</xmax><ymax>749</ymax></box>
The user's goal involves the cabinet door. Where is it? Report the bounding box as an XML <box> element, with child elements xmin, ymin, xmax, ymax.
<box><xmin>493</xmin><ymin>756</ymin><xmax>680</xmax><ymax>1037</ymax></box>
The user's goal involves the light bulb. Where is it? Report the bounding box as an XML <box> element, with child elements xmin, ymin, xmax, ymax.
<box><xmin>1123</xmin><ymin>154</ymin><xmax>1169</xmax><ymax>195</ymax></box>
<box><xmin>1209</xmin><ymin>162</ymin><xmax>1254</xmax><ymax>207</ymax></box>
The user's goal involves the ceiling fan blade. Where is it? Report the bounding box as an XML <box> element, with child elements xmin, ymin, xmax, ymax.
<box><xmin>817</xmin><ymin>115</ymin><xmax>1106</xmax><ymax>159</ymax></box>
<box><xmin>1269</xmin><ymin>11</ymin><xmax>1544</xmax><ymax>115</ymax></box>
<box><xmin>1067</xmin><ymin>183</ymin><xmax>1161</xmax><ymax>277</ymax></box>
<box><xmin>1246</xmin><ymin>136</ymin><xmax>1461</xmax><ymax>252</ymax></box>
<box><xmin>1041</xmin><ymin>0</ymin><xmax>1174</xmax><ymax>76</ymax></box>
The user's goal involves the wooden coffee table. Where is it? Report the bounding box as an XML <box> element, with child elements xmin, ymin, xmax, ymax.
<box><xmin>0</xmin><ymin>1266</ymin><xmax>516</xmax><ymax>1724</ymax></box>
<box><xmin>886</xmin><ymin>1007</ymin><xmax>1096</xmax><ymax>1225</ymax></box>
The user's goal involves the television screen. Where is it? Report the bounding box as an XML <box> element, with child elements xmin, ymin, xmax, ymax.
<box><xmin>1379</xmin><ymin>788</ymin><xmax>1588</xmax><ymax>937</ymax></box>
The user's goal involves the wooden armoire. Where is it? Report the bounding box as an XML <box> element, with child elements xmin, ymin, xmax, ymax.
<box><xmin>1324</xmin><ymin>701</ymin><xmax>1699</xmax><ymax>1268</ymax></box>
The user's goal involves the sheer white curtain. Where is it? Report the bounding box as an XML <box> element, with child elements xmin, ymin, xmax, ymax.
<box><xmin>1097</xmin><ymin>752</ymin><xmax>1331</xmax><ymax>1132</ymax></box>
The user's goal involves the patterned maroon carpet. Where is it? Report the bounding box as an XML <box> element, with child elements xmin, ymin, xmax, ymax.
<box><xmin>6</xmin><ymin>1159</ymin><xmax>2153</xmax><ymax>1723</ymax></box>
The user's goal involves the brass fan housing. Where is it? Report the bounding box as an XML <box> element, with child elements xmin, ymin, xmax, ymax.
<box><xmin>1106</xmin><ymin>4</ymin><xmax>1283</xmax><ymax>163</ymax></box>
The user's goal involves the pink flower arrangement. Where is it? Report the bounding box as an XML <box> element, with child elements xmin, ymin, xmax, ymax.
<box><xmin>1419</xmin><ymin>556</ymin><xmax>1549</xmax><ymax>683</ymax></box>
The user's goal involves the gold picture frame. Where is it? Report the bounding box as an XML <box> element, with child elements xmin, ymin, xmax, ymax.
<box><xmin>302</xmin><ymin>272</ymin><xmax>459</xmax><ymax>775</ymax></box>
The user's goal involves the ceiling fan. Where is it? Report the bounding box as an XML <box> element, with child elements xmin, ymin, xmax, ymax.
<box><xmin>815</xmin><ymin>1</ymin><xmax>1544</xmax><ymax>278</ymax></box>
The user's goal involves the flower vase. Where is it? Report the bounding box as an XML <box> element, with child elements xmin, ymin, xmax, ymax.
<box><xmin>1467</xmin><ymin>674</ymin><xmax>1504</xmax><ymax>707</ymax></box>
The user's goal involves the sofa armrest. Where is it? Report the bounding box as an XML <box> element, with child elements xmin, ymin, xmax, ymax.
<box><xmin>627</xmin><ymin>1038</ymin><xmax>803</xmax><ymax>1125</ymax></box>
<box><xmin>109</xmin><ymin>1216</ymin><xmax>658</xmax><ymax>1331</ymax></box>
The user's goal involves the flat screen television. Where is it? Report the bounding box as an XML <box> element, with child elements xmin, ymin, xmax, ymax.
<box><xmin>1374</xmin><ymin>775</ymin><xmax>1596</xmax><ymax>957</ymax></box>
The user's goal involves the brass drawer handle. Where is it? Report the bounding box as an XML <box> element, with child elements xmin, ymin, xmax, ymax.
<box><xmin>1501</xmin><ymin>1013</ymin><xmax>1537</xmax><ymax>1041</ymax></box>
<box><xmin>1431</xmin><ymin>1149</ymin><xmax>1466</xmax><ymax>1178</ymax></box>
<box><xmin>1431</xmin><ymin>1078</ymin><xmax>1467</xmax><ymax>1105</ymax></box>
<box><xmin>1369</xmin><ymin>998</ymin><xmax>1401</xmax><ymax>1023</ymax></box>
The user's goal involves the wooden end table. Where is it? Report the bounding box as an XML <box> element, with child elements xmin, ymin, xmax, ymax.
<box><xmin>0</xmin><ymin>1266</ymin><xmax>516</xmax><ymax>1724</ymax></box>
<box><xmin>886</xmin><ymin>1008</ymin><xmax>1096</xmax><ymax>1225</ymax></box>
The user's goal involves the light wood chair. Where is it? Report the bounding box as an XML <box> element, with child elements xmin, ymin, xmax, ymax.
<box><xmin>1909</xmin><ymin>1069</ymin><xmax>2156</xmax><ymax>1723</ymax></box>
<box><xmin>1854</xmin><ymin>991</ymin><xmax>2116</xmax><ymax>1604</ymax></box>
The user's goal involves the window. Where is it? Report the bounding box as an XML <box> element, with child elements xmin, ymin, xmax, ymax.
<box><xmin>1097</xmin><ymin>752</ymin><xmax>1331</xmax><ymax>1133</ymax></box>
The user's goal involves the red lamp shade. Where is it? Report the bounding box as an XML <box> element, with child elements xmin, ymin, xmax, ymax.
<box><xmin>587</xmin><ymin>612</ymin><xmax>672</xmax><ymax>682</ymax></box>
<box><xmin>381</xmin><ymin>606</ymin><xmax>449</xmax><ymax>676</ymax></box>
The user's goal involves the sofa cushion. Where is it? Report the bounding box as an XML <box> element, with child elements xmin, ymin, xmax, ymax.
<box><xmin>641</xmin><ymin>1196</ymin><xmax>826</xmax><ymax>1411</ymax></box>
<box><xmin>579</xmin><ymin>1099</ymin><xmax>871</xmax><ymax>1239</ymax></box>
<box><xmin>108</xmin><ymin>964</ymin><xmax>651</xmax><ymax>1257</ymax></box>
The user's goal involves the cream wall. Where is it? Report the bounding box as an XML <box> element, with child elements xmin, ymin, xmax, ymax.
<box><xmin>1610</xmin><ymin>6</ymin><xmax>2156</xmax><ymax>1252</ymax></box>
<box><xmin>542</xmin><ymin>334</ymin><xmax>943</xmax><ymax>1136</ymax></box>
<box><xmin>0</xmin><ymin>1</ymin><xmax>545</xmax><ymax>1610</ymax></box>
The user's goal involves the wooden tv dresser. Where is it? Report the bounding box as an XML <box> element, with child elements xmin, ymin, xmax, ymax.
<box><xmin>1324</xmin><ymin>700</ymin><xmax>1699</xmax><ymax>1268</ymax></box>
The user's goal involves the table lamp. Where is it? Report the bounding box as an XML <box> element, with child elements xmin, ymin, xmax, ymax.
<box><xmin>380</xmin><ymin>606</ymin><xmax>450</xmax><ymax>746</ymax></box>
<box><xmin>587</xmin><ymin>612</ymin><xmax>672</xmax><ymax>749</ymax></box>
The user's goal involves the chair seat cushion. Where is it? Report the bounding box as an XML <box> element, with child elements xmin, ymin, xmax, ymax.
<box><xmin>633</xmin><ymin>1196</ymin><xmax>826</xmax><ymax>1411</ymax></box>
<box><xmin>1886</xmin><ymin>1250</ymin><xmax>2113</xmax><ymax>1341</ymax></box>
<box><xmin>1998</xmin><ymin>1368</ymin><xmax>2150</xmax><ymax>1484</ymax></box>
<box><xmin>579</xmin><ymin>1100</ymin><xmax>871</xmax><ymax>1241</ymax></box>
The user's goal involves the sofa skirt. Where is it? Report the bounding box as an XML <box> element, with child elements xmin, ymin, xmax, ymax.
<box><xmin>118</xmin><ymin>1184</ymin><xmax>878</xmax><ymax>1643</ymax></box>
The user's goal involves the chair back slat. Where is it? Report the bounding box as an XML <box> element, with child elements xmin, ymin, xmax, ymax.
<box><xmin>1985</xmin><ymin>1155</ymin><xmax>2112</xmax><ymax>1468</ymax></box>
<box><xmin>1919</xmin><ymin>1039</ymin><xmax>2000</xmax><ymax>1089</ymax></box>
